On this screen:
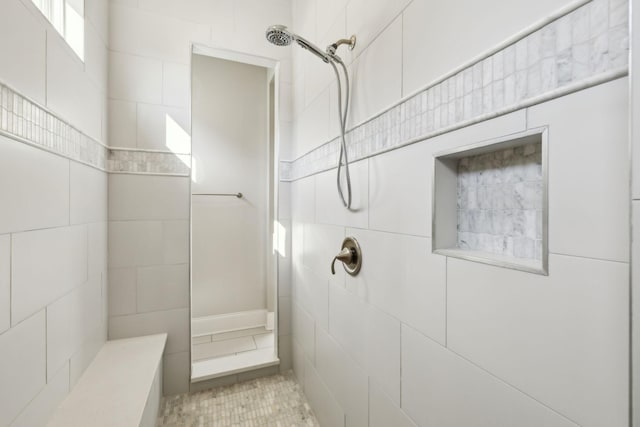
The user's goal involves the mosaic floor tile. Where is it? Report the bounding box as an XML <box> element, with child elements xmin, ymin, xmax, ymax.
<box><xmin>157</xmin><ymin>371</ymin><xmax>319</xmax><ymax>427</ymax></box>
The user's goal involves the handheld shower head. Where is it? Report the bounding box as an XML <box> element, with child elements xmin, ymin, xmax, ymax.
<box><xmin>265</xmin><ymin>25</ymin><xmax>330</xmax><ymax>63</ymax></box>
<box><xmin>265</xmin><ymin>25</ymin><xmax>293</xmax><ymax>47</ymax></box>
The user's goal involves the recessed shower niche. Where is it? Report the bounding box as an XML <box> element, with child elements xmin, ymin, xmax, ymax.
<box><xmin>433</xmin><ymin>129</ymin><xmax>548</xmax><ymax>275</ymax></box>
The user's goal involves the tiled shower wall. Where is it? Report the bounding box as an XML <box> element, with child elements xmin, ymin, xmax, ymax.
<box><xmin>106</xmin><ymin>0</ymin><xmax>294</xmax><ymax>395</ymax></box>
<box><xmin>288</xmin><ymin>0</ymin><xmax>629</xmax><ymax>426</ymax></box>
<box><xmin>0</xmin><ymin>0</ymin><xmax>109</xmax><ymax>426</ymax></box>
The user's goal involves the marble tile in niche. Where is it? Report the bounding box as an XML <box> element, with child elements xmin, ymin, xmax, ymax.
<box><xmin>455</xmin><ymin>142</ymin><xmax>542</xmax><ymax>260</ymax></box>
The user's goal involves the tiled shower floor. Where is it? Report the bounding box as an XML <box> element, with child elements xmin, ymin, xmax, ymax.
<box><xmin>157</xmin><ymin>372</ymin><xmax>319</xmax><ymax>426</ymax></box>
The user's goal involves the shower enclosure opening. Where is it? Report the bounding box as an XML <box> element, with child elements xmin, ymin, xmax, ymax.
<box><xmin>189</xmin><ymin>45</ymin><xmax>281</xmax><ymax>382</ymax></box>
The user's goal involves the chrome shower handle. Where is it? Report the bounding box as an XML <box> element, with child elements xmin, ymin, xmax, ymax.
<box><xmin>330</xmin><ymin>237</ymin><xmax>362</xmax><ymax>276</ymax></box>
<box><xmin>331</xmin><ymin>247</ymin><xmax>354</xmax><ymax>275</ymax></box>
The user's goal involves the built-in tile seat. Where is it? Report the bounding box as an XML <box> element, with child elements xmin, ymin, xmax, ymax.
<box><xmin>47</xmin><ymin>334</ymin><xmax>167</xmax><ymax>427</ymax></box>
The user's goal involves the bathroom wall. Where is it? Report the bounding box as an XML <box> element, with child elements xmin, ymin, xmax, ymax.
<box><xmin>0</xmin><ymin>0</ymin><xmax>109</xmax><ymax>425</ymax></box>
<box><xmin>288</xmin><ymin>0</ymin><xmax>630</xmax><ymax>426</ymax></box>
<box><xmin>107</xmin><ymin>0</ymin><xmax>293</xmax><ymax>395</ymax></box>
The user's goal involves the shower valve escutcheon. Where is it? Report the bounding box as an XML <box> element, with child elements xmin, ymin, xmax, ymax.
<box><xmin>331</xmin><ymin>237</ymin><xmax>362</xmax><ymax>276</ymax></box>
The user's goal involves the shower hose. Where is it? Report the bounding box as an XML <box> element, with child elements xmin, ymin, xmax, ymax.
<box><xmin>329</xmin><ymin>56</ymin><xmax>352</xmax><ymax>210</ymax></box>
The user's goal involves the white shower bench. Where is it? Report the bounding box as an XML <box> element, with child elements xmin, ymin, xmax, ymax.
<box><xmin>47</xmin><ymin>334</ymin><xmax>167</xmax><ymax>427</ymax></box>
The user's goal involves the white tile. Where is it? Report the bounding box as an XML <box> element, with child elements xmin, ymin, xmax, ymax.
<box><xmin>10</xmin><ymin>362</ymin><xmax>69</xmax><ymax>427</ymax></box>
<box><xmin>278</xmin><ymin>182</ymin><xmax>292</xmax><ymax>221</ymax></box>
<box><xmin>136</xmin><ymin>103</ymin><xmax>190</xmax><ymax>151</ymax></box>
<box><xmin>192</xmin><ymin>336</ymin><xmax>257</xmax><ymax>360</ymax></box>
<box><xmin>12</xmin><ymin>225</ymin><xmax>87</xmax><ymax>325</ymax></box>
<box><xmin>279</xmin><ymin>296</ymin><xmax>292</xmax><ymax>335</ymax></box>
<box><xmin>315</xmin><ymin>159</ymin><xmax>368</xmax><ymax>228</ymax></box>
<box><xmin>0</xmin><ymin>0</ymin><xmax>46</xmax><ymax>104</ymax></box>
<box><xmin>346</xmin><ymin>229</ymin><xmax>446</xmax><ymax>344</ymax></box>
<box><xmin>108</xmin><ymin>268</ymin><xmax>136</xmax><ymax>316</ymax></box>
<box><xmin>0</xmin><ymin>235</ymin><xmax>9</xmax><ymax>333</ymax></box>
<box><xmin>109</xmin><ymin>4</ymin><xmax>210</xmax><ymax>64</ymax></box>
<box><xmin>109</xmin><ymin>51</ymin><xmax>163</xmax><ymax>104</ymax></box>
<box><xmin>108</xmin><ymin>99</ymin><xmax>137</xmax><ymax>148</ymax></box>
<box><xmin>84</xmin><ymin>21</ymin><xmax>108</xmax><ymax>89</ymax></box>
<box><xmin>253</xmin><ymin>332</ymin><xmax>274</xmax><ymax>349</ymax></box>
<box><xmin>69</xmin><ymin>327</ymin><xmax>104</xmax><ymax>388</ymax></box>
<box><xmin>85</xmin><ymin>0</ymin><xmax>109</xmax><ymax>42</ymax></box>
<box><xmin>329</xmin><ymin>283</ymin><xmax>401</xmax><ymax>404</ymax></box>
<box><xmin>163</xmin><ymin>220</ymin><xmax>189</xmax><ymax>264</ymax></box>
<box><xmin>315</xmin><ymin>327</ymin><xmax>368</xmax><ymax>427</ymax></box>
<box><xmin>192</xmin><ymin>335</ymin><xmax>211</xmax><ymax>345</ymax></box>
<box><xmin>303</xmin><ymin>223</ymin><xmax>345</xmax><ymax>287</ymax></box>
<box><xmin>402</xmin><ymin>0</ymin><xmax>579</xmax><ymax>95</ymax></box>
<box><xmin>47</xmin><ymin>288</ymin><xmax>83</xmax><ymax>381</ymax></box>
<box><xmin>280</xmin><ymin>83</ymin><xmax>293</xmax><ymax>123</ymax></box>
<box><xmin>109</xmin><ymin>220</ymin><xmax>188</xmax><ymax>268</ymax></box>
<box><xmin>108</xmin><ymin>308</ymin><xmax>189</xmax><ymax>354</ymax></box>
<box><xmin>295</xmin><ymin>266</ymin><xmax>329</xmax><ymax>332</ymax></box>
<box><xmin>278</xmin><ymin>334</ymin><xmax>293</xmax><ymax>371</ymax></box>
<box><xmin>369</xmin><ymin>381</ymin><xmax>416</xmax><ymax>427</ymax></box>
<box><xmin>108</xmin><ymin>175</ymin><xmax>190</xmax><ymax>220</ymax></box>
<box><xmin>303</xmin><ymin>357</ymin><xmax>346</xmax><ymax>427</ymax></box>
<box><xmin>0</xmin><ymin>136</ymin><xmax>69</xmax><ymax>235</ymax></box>
<box><xmin>291</xmin><ymin>176</ymin><xmax>316</xmax><ymax>222</ymax></box>
<box><xmin>292</xmin><ymin>337</ymin><xmax>305</xmax><ymax>384</ymax></box>
<box><xmin>447</xmin><ymin>254</ymin><xmax>628</xmax><ymax>426</ymax></box>
<box><xmin>294</xmin><ymin>88</ymin><xmax>330</xmax><ymax>157</ymax></box>
<box><xmin>163</xmin><ymin>351</ymin><xmax>189</xmax><ymax>395</ymax></box>
<box><xmin>316</xmin><ymin>0</ymin><xmax>348</xmax><ymax>45</ymax></box>
<box><xmin>528</xmin><ymin>78</ymin><xmax>629</xmax><ymax>262</ymax></box>
<box><xmin>0</xmin><ymin>311</ymin><xmax>46</xmax><ymax>426</ymax></box>
<box><xmin>88</xmin><ymin>222</ymin><xmax>107</xmax><ymax>279</ymax></box>
<box><xmin>208</xmin><ymin>327</ymin><xmax>268</xmax><ymax>342</ymax></box>
<box><xmin>70</xmin><ymin>163</ymin><xmax>107</xmax><ymax>225</ymax></box>
<box><xmin>346</xmin><ymin>0</ymin><xmax>410</xmax><ymax>62</ymax></box>
<box><xmin>46</xmin><ymin>34</ymin><xmax>103</xmax><ymax>141</ymax></box>
<box><xmin>348</xmin><ymin>16</ymin><xmax>402</xmax><ymax>126</ymax></box>
<box><xmin>369</xmin><ymin>141</ymin><xmax>431</xmax><ymax>236</ymax></box>
<box><xmin>108</xmin><ymin>221</ymin><xmax>163</xmax><ymax>268</ymax></box>
<box><xmin>292</xmin><ymin>301</ymin><xmax>315</xmax><ymax>363</ymax></box>
<box><xmin>402</xmin><ymin>324</ymin><xmax>577</xmax><ymax>427</ymax></box>
<box><xmin>162</xmin><ymin>62</ymin><xmax>190</xmax><ymax>108</ymax></box>
<box><xmin>305</xmin><ymin>12</ymin><xmax>345</xmax><ymax>108</ymax></box>
<box><xmin>48</xmin><ymin>278</ymin><xmax>104</xmax><ymax>383</ymax></box>
<box><xmin>137</xmin><ymin>264</ymin><xmax>189</xmax><ymax>313</ymax></box>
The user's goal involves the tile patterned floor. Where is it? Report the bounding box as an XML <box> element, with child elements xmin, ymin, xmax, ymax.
<box><xmin>157</xmin><ymin>371</ymin><xmax>320</xmax><ymax>427</ymax></box>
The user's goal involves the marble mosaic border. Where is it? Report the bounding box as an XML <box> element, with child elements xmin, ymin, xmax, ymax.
<box><xmin>108</xmin><ymin>148</ymin><xmax>191</xmax><ymax>175</ymax></box>
<box><xmin>280</xmin><ymin>0</ymin><xmax>629</xmax><ymax>182</ymax></box>
<box><xmin>0</xmin><ymin>82</ymin><xmax>109</xmax><ymax>171</ymax></box>
<box><xmin>0</xmin><ymin>81</ymin><xmax>191</xmax><ymax>176</ymax></box>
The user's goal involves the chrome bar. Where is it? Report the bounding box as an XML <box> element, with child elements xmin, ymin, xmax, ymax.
<box><xmin>193</xmin><ymin>192</ymin><xmax>243</xmax><ymax>198</ymax></box>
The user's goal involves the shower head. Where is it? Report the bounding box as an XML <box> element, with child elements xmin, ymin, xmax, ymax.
<box><xmin>265</xmin><ymin>25</ymin><xmax>330</xmax><ymax>63</ymax></box>
<box><xmin>265</xmin><ymin>25</ymin><xmax>292</xmax><ymax>46</ymax></box>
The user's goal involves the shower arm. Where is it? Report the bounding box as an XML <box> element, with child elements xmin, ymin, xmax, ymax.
<box><xmin>326</xmin><ymin>35</ymin><xmax>356</xmax><ymax>55</ymax></box>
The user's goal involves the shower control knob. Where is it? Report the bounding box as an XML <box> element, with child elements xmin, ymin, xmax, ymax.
<box><xmin>330</xmin><ymin>237</ymin><xmax>362</xmax><ymax>276</ymax></box>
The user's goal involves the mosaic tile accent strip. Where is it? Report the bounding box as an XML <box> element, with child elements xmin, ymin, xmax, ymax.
<box><xmin>157</xmin><ymin>371</ymin><xmax>319</xmax><ymax>427</ymax></box>
<box><xmin>0</xmin><ymin>82</ymin><xmax>190</xmax><ymax>176</ymax></box>
<box><xmin>457</xmin><ymin>142</ymin><xmax>543</xmax><ymax>260</ymax></box>
<box><xmin>108</xmin><ymin>149</ymin><xmax>191</xmax><ymax>175</ymax></box>
<box><xmin>0</xmin><ymin>83</ymin><xmax>108</xmax><ymax>170</ymax></box>
<box><xmin>281</xmin><ymin>0</ymin><xmax>629</xmax><ymax>182</ymax></box>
